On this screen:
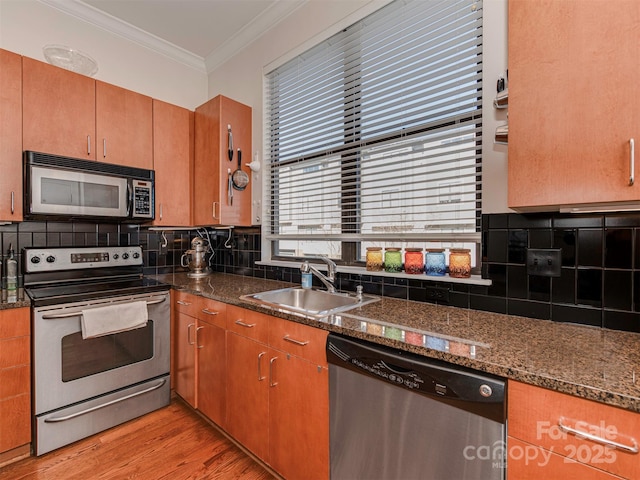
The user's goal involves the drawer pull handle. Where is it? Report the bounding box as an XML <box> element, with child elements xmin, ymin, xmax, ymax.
<box><xmin>558</xmin><ymin>417</ymin><xmax>639</xmax><ymax>454</ymax></box>
<box><xmin>176</xmin><ymin>300</ymin><xmax>191</xmax><ymax>306</ymax></box>
<box><xmin>283</xmin><ymin>335</ymin><xmax>309</xmax><ymax>346</ymax></box>
<box><xmin>630</xmin><ymin>138</ymin><xmax>635</xmax><ymax>186</ymax></box>
<box><xmin>201</xmin><ymin>308</ymin><xmax>219</xmax><ymax>316</ymax></box>
<box><xmin>235</xmin><ymin>319</ymin><xmax>256</xmax><ymax>328</ymax></box>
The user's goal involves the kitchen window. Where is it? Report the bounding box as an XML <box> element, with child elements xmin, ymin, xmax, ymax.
<box><xmin>265</xmin><ymin>0</ymin><xmax>483</xmax><ymax>268</ymax></box>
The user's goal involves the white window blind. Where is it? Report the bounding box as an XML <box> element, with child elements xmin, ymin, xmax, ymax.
<box><xmin>266</xmin><ymin>0</ymin><xmax>483</xmax><ymax>262</ymax></box>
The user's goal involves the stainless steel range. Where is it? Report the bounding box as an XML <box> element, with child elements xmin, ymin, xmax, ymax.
<box><xmin>24</xmin><ymin>246</ymin><xmax>171</xmax><ymax>456</ymax></box>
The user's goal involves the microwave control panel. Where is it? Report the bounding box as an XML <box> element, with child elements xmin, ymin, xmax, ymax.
<box><xmin>132</xmin><ymin>180</ymin><xmax>153</xmax><ymax>219</ymax></box>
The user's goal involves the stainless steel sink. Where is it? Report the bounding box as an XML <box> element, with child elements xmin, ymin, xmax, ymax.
<box><xmin>241</xmin><ymin>287</ymin><xmax>379</xmax><ymax>318</ymax></box>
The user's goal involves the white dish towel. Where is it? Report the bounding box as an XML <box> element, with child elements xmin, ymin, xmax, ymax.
<box><xmin>81</xmin><ymin>301</ymin><xmax>149</xmax><ymax>339</ymax></box>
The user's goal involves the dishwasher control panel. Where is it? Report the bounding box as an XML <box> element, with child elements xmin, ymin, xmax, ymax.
<box><xmin>327</xmin><ymin>333</ymin><xmax>505</xmax><ymax>406</ymax></box>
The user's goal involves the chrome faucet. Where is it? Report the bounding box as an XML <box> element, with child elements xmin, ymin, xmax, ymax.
<box><xmin>300</xmin><ymin>257</ymin><xmax>337</xmax><ymax>293</ymax></box>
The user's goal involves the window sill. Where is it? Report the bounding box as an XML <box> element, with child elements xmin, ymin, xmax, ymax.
<box><xmin>257</xmin><ymin>260</ymin><xmax>492</xmax><ymax>286</ymax></box>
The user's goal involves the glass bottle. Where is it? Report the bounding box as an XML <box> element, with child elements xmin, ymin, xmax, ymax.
<box><xmin>449</xmin><ymin>248</ymin><xmax>471</xmax><ymax>278</ymax></box>
<box><xmin>365</xmin><ymin>247</ymin><xmax>383</xmax><ymax>271</ymax></box>
<box><xmin>384</xmin><ymin>248</ymin><xmax>402</xmax><ymax>273</ymax></box>
<box><xmin>404</xmin><ymin>248</ymin><xmax>424</xmax><ymax>274</ymax></box>
<box><xmin>425</xmin><ymin>249</ymin><xmax>446</xmax><ymax>276</ymax></box>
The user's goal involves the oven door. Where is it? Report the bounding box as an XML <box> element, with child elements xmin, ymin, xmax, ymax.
<box><xmin>29</xmin><ymin>164</ymin><xmax>129</xmax><ymax>218</ymax></box>
<box><xmin>33</xmin><ymin>292</ymin><xmax>170</xmax><ymax>415</ymax></box>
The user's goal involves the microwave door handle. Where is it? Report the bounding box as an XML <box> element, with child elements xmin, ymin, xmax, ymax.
<box><xmin>126</xmin><ymin>181</ymin><xmax>132</xmax><ymax>217</ymax></box>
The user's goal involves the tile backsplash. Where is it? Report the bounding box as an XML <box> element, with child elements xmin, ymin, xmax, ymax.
<box><xmin>3</xmin><ymin>212</ymin><xmax>640</xmax><ymax>333</ymax></box>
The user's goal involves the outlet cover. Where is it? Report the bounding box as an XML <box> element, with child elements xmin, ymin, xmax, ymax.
<box><xmin>526</xmin><ymin>248</ymin><xmax>562</xmax><ymax>277</ymax></box>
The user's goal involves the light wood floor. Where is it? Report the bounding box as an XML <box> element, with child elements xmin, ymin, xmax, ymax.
<box><xmin>0</xmin><ymin>397</ymin><xmax>276</xmax><ymax>480</ymax></box>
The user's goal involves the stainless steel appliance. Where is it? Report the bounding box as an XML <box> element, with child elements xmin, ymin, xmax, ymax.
<box><xmin>327</xmin><ymin>334</ymin><xmax>506</xmax><ymax>480</ymax></box>
<box><xmin>24</xmin><ymin>151</ymin><xmax>154</xmax><ymax>222</ymax></box>
<box><xmin>24</xmin><ymin>246</ymin><xmax>171</xmax><ymax>456</ymax></box>
<box><xmin>180</xmin><ymin>236</ymin><xmax>211</xmax><ymax>278</ymax></box>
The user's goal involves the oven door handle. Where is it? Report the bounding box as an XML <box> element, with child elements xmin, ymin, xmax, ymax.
<box><xmin>44</xmin><ymin>378</ymin><xmax>167</xmax><ymax>423</ymax></box>
<box><xmin>41</xmin><ymin>296</ymin><xmax>167</xmax><ymax>319</ymax></box>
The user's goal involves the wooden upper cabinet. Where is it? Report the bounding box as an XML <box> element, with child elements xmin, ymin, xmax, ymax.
<box><xmin>22</xmin><ymin>56</ymin><xmax>96</xmax><ymax>160</ymax></box>
<box><xmin>96</xmin><ymin>81</ymin><xmax>153</xmax><ymax>169</ymax></box>
<box><xmin>152</xmin><ymin>99</ymin><xmax>193</xmax><ymax>226</ymax></box>
<box><xmin>194</xmin><ymin>95</ymin><xmax>252</xmax><ymax>226</ymax></box>
<box><xmin>0</xmin><ymin>49</ymin><xmax>23</xmax><ymax>221</ymax></box>
<box><xmin>508</xmin><ymin>0</ymin><xmax>640</xmax><ymax>211</ymax></box>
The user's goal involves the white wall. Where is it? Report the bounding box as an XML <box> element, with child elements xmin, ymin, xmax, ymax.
<box><xmin>206</xmin><ymin>0</ymin><xmax>511</xmax><ymax>217</ymax></box>
<box><xmin>0</xmin><ymin>0</ymin><xmax>207</xmax><ymax>110</ymax></box>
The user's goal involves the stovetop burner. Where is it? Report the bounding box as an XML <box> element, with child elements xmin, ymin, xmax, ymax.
<box><xmin>23</xmin><ymin>246</ymin><xmax>170</xmax><ymax>307</ymax></box>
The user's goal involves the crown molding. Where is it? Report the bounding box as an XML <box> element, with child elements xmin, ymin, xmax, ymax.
<box><xmin>203</xmin><ymin>0</ymin><xmax>309</xmax><ymax>74</ymax></box>
<box><xmin>38</xmin><ymin>0</ymin><xmax>207</xmax><ymax>73</ymax></box>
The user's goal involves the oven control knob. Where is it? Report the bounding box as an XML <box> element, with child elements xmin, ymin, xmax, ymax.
<box><xmin>133</xmin><ymin>252</ymin><xmax>140</xmax><ymax>259</ymax></box>
<box><xmin>113</xmin><ymin>253</ymin><xmax>119</xmax><ymax>260</ymax></box>
<box><xmin>30</xmin><ymin>256</ymin><xmax>41</xmax><ymax>264</ymax></box>
<box><xmin>122</xmin><ymin>252</ymin><xmax>130</xmax><ymax>260</ymax></box>
<box><xmin>46</xmin><ymin>255</ymin><xmax>56</xmax><ymax>263</ymax></box>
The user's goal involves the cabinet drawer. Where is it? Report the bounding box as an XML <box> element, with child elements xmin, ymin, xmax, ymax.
<box><xmin>508</xmin><ymin>380</ymin><xmax>639</xmax><ymax>479</ymax></box>
<box><xmin>174</xmin><ymin>291</ymin><xmax>201</xmax><ymax>317</ymax></box>
<box><xmin>0</xmin><ymin>365</ymin><xmax>30</xmax><ymax>399</ymax></box>
<box><xmin>269</xmin><ymin>316</ymin><xmax>328</xmax><ymax>366</ymax></box>
<box><xmin>0</xmin><ymin>394</ymin><xmax>31</xmax><ymax>452</ymax></box>
<box><xmin>226</xmin><ymin>306</ymin><xmax>269</xmax><ymax>344</ymax></box>
<box><xmin>0</xmin><ymin>308</ymin><xmax>30</xmax><ymax>339</ymax></box>
<box><xmin>197</xmin><ymin>298</ymin><xmax>226</xmax><ymax>329</ymax></box>
<box><xmin>507</xmin><ymin>437</ymin><xmax>620</xmax><ymax>480</ymax></box>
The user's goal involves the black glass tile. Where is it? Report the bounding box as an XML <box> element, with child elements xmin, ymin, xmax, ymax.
<box><xmin>486</xmin><ymin>264</ymin><xmax>506</xmax><ymax>297</ymax></box>
<box><xmin>577</xmin><ymin>229</ymin><xmax>603</xmax><ymax>267</ymax></box>
<box><xmin>605</xmin><ymin>228</ymin><xmax>633</xmax><ymax>269</ymax></box>
<box><xmin>603</xmin><ymin>310</ymin><xmax>640</xmax><ymax>333</ymax></box>
<box><xmin>576</xmin><ymin>269</ymin><xmax>602</xmax><ymax>307</ymax></box>
<box><xmin>507</xmin><ymin>299</ymin><xmax>550</xmax><ymax>320</ymax></box>
<box><xmin>507</xmin><ymin>265</ymin><xmax>527</xmax><ymax>299</ymax></box>
<box><xmin>553</xmin><ymin>215</ymin><xmax>603</xmax><ymax>229</ymax></box>
<box><xmin>552</xmin><ymin>268</ymin><xmax>575</xmax><ymax>304</ymax></box>
<box><xmin>603</xmin><ymin>270</ymin><xmax>632</xmax><ymax>310</ymax></box>
<box><xmin>529</xmin><ymin>275</ymin><xmax>551</xmax><ymax>302</ymax></box>
<box><xmin>529</xmin><ymin>229</ymin><xmax>553</xmax><ymax>249</ymax></box>
<box><xmin>486</xmin><ymin>230</ymin><xmax>507</xmax><ymax>263</ymax></box>
<box><xmin>553</xmin><ymin>229</ymin><xmax>576</xmax><ymax>266</ymax></box>
<box><xmin>488</xmin><ymin>214</ymin><xmax>509</xmax><ymax>229</ymax></box>
<box><xmin>633</xmin><ymin>272</ymin><xmax>640</xmax><ymax>312</ymax></box>
<box><xmin>551</xmin><ymin>304</ymin><xmax>602</xmax><ymax>327</ymax></box>
<box><xmin>469</xmin><ymin>294</ymin><xmax>506</xmax><ymax>314</ymax></box>
<box><xmin>382</xmin><ymin>284</ymin><xmax>407</xmax><ymax>300</ymax></box>
<box><xmin>508</xmin><ymin>230</ymin><xmax>528</xmax><ymax>264</ymax></box>
<box><xmin>18</xmin><ymin>221</ymin><xmax>47</xmax><ymax>232</ymax></box>
<box><xmin>508</xmin><ymin>214</ymin><xmax>551</xmax><ymax>229</ymax></box>
<box><xmin>604</xmin><ymin>212</ymin><xmax>640</xmax><ymax>227</ymax></box>
<box><xmin>449</xmin><ymin>291</ymin><xmax>469</xmax><ymax>309</ymax></box>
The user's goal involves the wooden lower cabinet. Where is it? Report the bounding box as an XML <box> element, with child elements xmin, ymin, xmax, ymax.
<box><xmin>174</xmin><ymin>308</ymin><xmax>197</xmax><ymax>407</ymax></box>
<box><xmin>225</xmin><ymin>331</ymin><xmax>270</xmax><ymax>461</ymax></box>
<box><xmin>268</xmin><ymin>351</ymin><xmax>329</xmax><ymax>480</ymax></box>
<box><xmin>508</xmin><ymin>380</ymin><xmax>639</xmax><ymax>479</ymax></box>
<box><xmin>196</xmin><ymin>299</ymin><xmax>227</xmax><ymax>428</ymax></box>
<box><xmin>0</xmin><ymin>307</ymin><xmax>31</xmax><ymax>456</ymax></box>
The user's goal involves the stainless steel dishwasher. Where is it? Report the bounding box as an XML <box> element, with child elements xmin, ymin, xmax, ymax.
<box><xmin>327</xmin><ymin>333</ymin><xmax>506</xmax><ymax>480</ymax></box>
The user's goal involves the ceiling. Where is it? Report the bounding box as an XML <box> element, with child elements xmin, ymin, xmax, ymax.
<box><xmin>43</xmin><ymin>0</ymin><xmax>308</xmax><ymax>73</ymax></box>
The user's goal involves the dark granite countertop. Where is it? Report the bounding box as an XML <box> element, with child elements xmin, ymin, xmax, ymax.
<box><xmin>157</xmin><ymin>272</ymin><xmax>640</xmax><ymax>414</ymax></box>
<box><xmin>0</xmin><ymin>289</ymin><xmax>30</xmax><ymax>310</ymax></box>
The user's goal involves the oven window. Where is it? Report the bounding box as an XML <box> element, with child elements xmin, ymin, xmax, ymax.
<box><xmin>61</xmin><ymin>321</ymin><xmax>154</xmax><ymax>382</ymax></box>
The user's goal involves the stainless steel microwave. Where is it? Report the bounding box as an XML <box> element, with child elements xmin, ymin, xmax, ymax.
<box><xmin>24</xmin><ymin>151</ymin><xmax>154</xmax><ymax>222</ymax></box>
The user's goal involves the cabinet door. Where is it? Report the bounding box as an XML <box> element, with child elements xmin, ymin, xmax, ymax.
<box><xmin>268</xmin><ymin>350</ymin><xmax>329</xmax><ymax>480</ymax></box>
<box><xmin>508</xmin><ymin>0</ymin><xmax>640</xmax><ymax>210</ymax></box>
<box><xmin>174</xmin><ymin>311</ymin><xmax>196</xmax><ymax>407</ymax></box>
<box><xmin>193</xmin><ymin>95</ymin><xmax>252</xmax><ymax>226</ymax></box>
<box><xmin>0</xmin><ymin>307</ymin><xmax>31</xmax><ymax>454</ymax></box>
<box><xmin>0</xmin><ymin>49</ymin><xmax>23</xmax><ymax>221</ymax></box>
<box><xmin>96</xmin><ymin>81</ymin><xmax>153</xmax><ymax>169</ymax></box>
<box><xmin>152</xmin><ymin>100</ymin><xmax>193</xmax><ymax>226</ymax></box>
<box><xmin>225</xmin><ymin>332</ymin><xmax>269</xmax><ymax>461</ymax></box>
<box><xmin>196</xmin><ymin>319</ymin><xmax>226</xmax><ymax>427</ymax></box>
<box><xmin>22</xmin><ymin>57</ymin><xmax>96</xmax><ymax>159</ymax></box>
